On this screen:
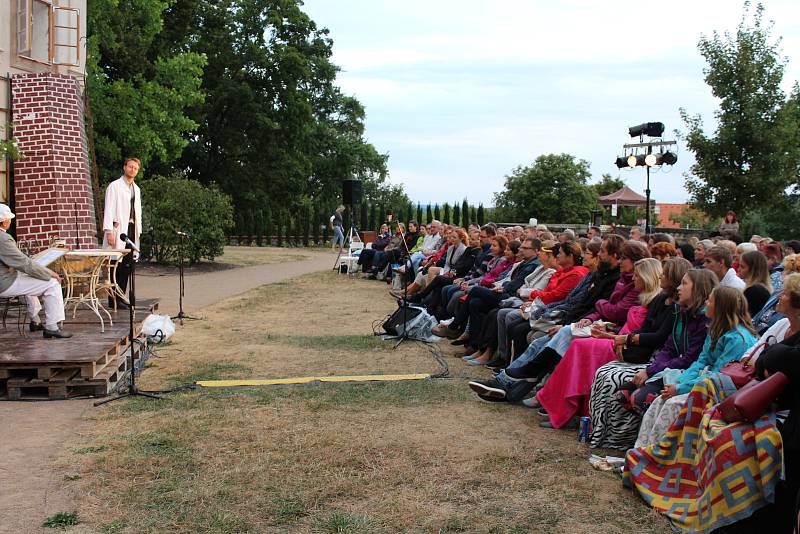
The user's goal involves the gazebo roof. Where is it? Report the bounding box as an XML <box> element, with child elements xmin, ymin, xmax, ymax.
<box><xmin>597</xmin><ymin>185</ymin><xmax>653</xmax><ymax>207</ymax></box>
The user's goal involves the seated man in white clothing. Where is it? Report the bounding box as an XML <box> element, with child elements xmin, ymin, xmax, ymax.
<box><xmin>0</xmin><ymin>204</ymin><xmax>72</xmax><ymax>338</ymax></box>
<box><xmin>703</xmin><ymin>245</ymin><xmax>745</xmax><ymax>290</ymax></box>
<box><xmin>408</xmin><ymin>219</ymin><xmax>444</xmax><ymax>272</ymax></box>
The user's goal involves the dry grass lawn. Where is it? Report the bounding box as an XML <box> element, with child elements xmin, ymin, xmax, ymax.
<box><xmin>61</xmin><ymin>270</ymin><xmax>672</xmax><ymax>534</ymax></box>
<box><xmin>214</xmin><ymin>246</ymin><xmax>315</xmax><ymax>268</ymax></box>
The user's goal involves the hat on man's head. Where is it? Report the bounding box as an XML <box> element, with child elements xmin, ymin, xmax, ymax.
<box><xmin>0</xmin><ymin>204</ymin><xmax>15</xmax><ymax>221</ymax></box>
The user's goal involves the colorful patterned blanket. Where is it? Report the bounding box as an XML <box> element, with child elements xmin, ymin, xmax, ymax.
<box><xmin>624</xmin><ymin>373</ymin><xmax>784</xmax><ymax>533</ymax></box>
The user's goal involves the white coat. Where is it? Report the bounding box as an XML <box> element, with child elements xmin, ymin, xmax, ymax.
<box><xmin>102</xmin><ymin>176</ymin><xmax>142</xmax><ymax>249</ymax></box>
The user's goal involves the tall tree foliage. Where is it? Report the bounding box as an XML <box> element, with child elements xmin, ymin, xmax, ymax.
<box><xmin>162</xmin><ymin>0</ymin><xmax>399</xmax><ymax>214</ymax></box>
<box><xmin>493</xmin><ymin>154</ymin><xmax>595</xmax><ymax>223</ymax></box>
<box><xmin>680</xmin><ymin>2</ymin><xmax>799</xmax><ymax>218</ymax></box>
<box><xmin>87</xmin><ymin>0</ymin><xmax>207</xmax><ymax>183</ymax></box>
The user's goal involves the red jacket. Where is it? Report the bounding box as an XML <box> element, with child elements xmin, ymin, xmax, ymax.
<box><xmin>528</xmin><ymin>265</ymin><xmax>589</xmax><ymax>304</ymax></box>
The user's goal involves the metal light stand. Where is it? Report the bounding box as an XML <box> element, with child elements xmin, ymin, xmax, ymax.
<box><xmin>95</xmin><ymin>253</ymin><xmax>162</xmax><ymax>406</ymax></box>
<box><xmin>171</xmin><ymin>233</ymin><xmax>198</xmax><ymax>325</ymax></box>
<box><xmin>621</xmin><ymin>136</ymin><xmax>677</xmax><ymax>236</ymax></box>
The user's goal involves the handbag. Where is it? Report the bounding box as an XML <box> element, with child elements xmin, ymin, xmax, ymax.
<box><xmin>720</xmin><ymin>336</ymin><xmax>775</xmax><ymax>388</ymax></box>
<box><xmin>717</xmin><ymin>371</ymin><xmax>789</xmax><ymax>423</ymax></box>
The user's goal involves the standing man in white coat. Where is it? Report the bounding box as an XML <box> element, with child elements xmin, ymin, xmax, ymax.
<box><xmin>103</xmin><ymin>158</ymin><xmax>142</xmax><ymax>308</ymax></box>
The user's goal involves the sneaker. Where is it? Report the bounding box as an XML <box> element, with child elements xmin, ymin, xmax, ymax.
<box><xmin>432</xmin><ymin>324</ymin><xmax>461</xmax><ymax>339</ymax></box>
<box><xmin>483</xmin><ymin>356</ymin><xmax>507</xmax><ymax>370</ymax></box>
<box><xmin>537</xmin><ymin>408</ymin><xmax>548</xmax><ymax>417</ymax></box>
<box><xmin>476</xmin><ymin>393</ymin><xmax>508</xmax><ymax>404</ymax></box>
<box><xmin>467</xmin><ymin>379</ymin><xmax>507</xmax><ymax>399</ymax></box>
<box><xmin>539</xmin><ymin>417</ymin><xmax>579</xmax><ymax>430</ymax></box>
<box><xmin>521</xmin><ymin>396</ymin><xmax>541</xmax><ymax>409</ymax></box>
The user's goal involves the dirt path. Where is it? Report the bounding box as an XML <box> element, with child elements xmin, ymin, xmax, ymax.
<box><xmin>0</xmin><ymin>249</ymin><xmax>338</xmax><ymax>534</ymax></box>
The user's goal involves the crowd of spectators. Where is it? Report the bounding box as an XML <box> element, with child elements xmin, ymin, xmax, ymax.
<box><xmin>356</xmin><ymin>219</ymin><xmax>800</xmax><ymax>533</ymax></box>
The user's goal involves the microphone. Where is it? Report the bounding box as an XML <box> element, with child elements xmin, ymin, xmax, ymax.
<box><xmin>119</xmin><ymin>233</ymin><xmax>140</xmax><ymax>253</ymax></box>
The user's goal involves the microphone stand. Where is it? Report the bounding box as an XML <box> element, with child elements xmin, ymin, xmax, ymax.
<box><xmin>95</xmin><ymin>243</ymin><xmax>162</xmax><ymax>405</ymax></box>
<box><xmin>171</xmin><ymin>232</ymin><xmax>199</xmax><ymax>325</ymax></box>
<box><xmin>392</xmin><ymin>225</ymin><xmax>414</xmax><ymax>349</ymax></box>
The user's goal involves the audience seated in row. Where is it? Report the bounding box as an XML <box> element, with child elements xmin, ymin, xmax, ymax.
<box><xmin>356</xmin><ymin>219</ymin><xmax>800</xmax><ymax>532</ymax></box>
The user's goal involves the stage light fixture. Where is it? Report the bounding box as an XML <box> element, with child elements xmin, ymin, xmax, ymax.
<box><xmin>645</xmin><ymin>153</ymin><xmax>657</xmax><ymax>166</ymax></box>
<box><xmin>615</xmin><ymin>156</ymin><xmax>628</xmax><ymax>169</ymax></box>
<box><xmin>627</xmin><ymin>154</ymin><xmax>637</xmax><ymax>167</ymax></box>
<box><xmin>628</xmin><ymin>122</ymin><xmax>665</xmax><ymax>138</ymax></box>
<box><xmin>661</xmin><ymin>151</ymin><xmax>678</xmax><ymax>165</ymax></box>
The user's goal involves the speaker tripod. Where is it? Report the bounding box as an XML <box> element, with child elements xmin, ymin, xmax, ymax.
<box><xmin>332</xmin><ymin>217</ymin><xmax>360</xmax><ymax>272</ymax></box>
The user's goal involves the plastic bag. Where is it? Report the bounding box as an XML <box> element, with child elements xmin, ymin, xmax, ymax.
<box><xmin>141</xmin><ymin>314</ymin><xmax>176</xmax><ymax>342</ymax></box>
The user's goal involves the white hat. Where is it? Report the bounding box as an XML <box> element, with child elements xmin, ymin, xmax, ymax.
<box><xmin>0</xmin><ymin>204</ymin><xmax>14</xmax><ymax>221</ymax></box>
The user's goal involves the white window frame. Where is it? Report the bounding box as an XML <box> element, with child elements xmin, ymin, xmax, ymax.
<box><xmin>17</xmin><ymin>0</ymin><xmax>32</xmax><ymax>56</ymax></box>
<box><xmin>16</xmin><ymin>0</ymin><xmax>81</xmax><ymax>67</ymax></box>
<box><xmin>52</xmin><ymin>6</ymin><xmax>80</xmax><ymax>66</ymax></box>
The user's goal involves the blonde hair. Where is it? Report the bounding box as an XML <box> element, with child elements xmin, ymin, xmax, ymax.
<box><xmin>783</xmin><ymin>273</ymin><xmax>800</xmax><ymax>312</ymax></box>
<box><xmin>736</xmin><ymin>242</ymin><xmax>757</xmax><ymax>255</ymax></box>
<box><xmin>783</xmin><ymin>254</ymin><xmax>800</xmax><ymax>275</ymax></box>
<box><xmin>635</xmin><ymin>258</ymin><xmax>663</xmax><ymax>306</ymax></box>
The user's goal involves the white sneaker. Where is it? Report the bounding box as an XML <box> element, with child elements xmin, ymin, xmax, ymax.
<box><xmin>521</xmin><ymin>396</ymin><xmax>541</xmax><ymax>409</ymax></box>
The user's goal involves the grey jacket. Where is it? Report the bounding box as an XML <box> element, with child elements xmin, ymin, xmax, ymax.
<box><xmin>0</xmin><ymin>230</ymin><xmax>53</xmax><ymax>294</ymax></box>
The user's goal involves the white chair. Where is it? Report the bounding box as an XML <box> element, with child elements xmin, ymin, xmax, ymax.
<box><xmin>338</xmin><ymin>241</ymin><xmax>364</xmax><ymax>277</ymax></box>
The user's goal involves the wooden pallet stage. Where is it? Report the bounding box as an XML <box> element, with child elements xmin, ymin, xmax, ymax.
<box><xmin>0</xmin><ymin>299</ymin><xmax>159</xmax><ymax>400</ymax></box>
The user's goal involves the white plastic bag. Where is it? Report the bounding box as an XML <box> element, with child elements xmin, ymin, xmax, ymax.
<box><xmin>141</xmin><ymin>314</ymin><xmax>176</xmax><ymax>342</ymax></box>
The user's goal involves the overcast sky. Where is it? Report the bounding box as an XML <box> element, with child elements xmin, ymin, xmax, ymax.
<box><xmin>302</xmin><ymin>0</ymin><xmax>800</xmax><ymax>206</ymax></box>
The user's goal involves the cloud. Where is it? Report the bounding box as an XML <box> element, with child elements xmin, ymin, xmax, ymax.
<box><xmin>302</xmin><ymin>0</ymin><xmax>800</xmax><ymax>205</ymax></box>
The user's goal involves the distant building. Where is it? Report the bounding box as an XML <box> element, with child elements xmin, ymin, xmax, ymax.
<box><xmin>656</xmin><ymin>203</ymin><xmax>691</xmax><ymax>229</ymax></box>
<box><xmin>1</xmin><ymin>1</ymin><xmax>95</xmax><ymax>250</ymax></box>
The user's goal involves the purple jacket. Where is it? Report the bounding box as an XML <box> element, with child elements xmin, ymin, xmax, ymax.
<box><xmin>585</xmin><ymin>271</ymin><xmax>640</xmax><ymax>325</ymax></box>
<box><xmin>372</xmin><ymin>232</ymin><xmax>391</xmax><ymax>251</ymax></box>
<box><xmin>645</xmin><ymin>308</ymin><xmax>710</xmax><ymax>377</ymax></box>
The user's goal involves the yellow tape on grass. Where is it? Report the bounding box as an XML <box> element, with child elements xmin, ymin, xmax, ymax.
<box><xmin>195</xmin><ymin>373</ymin><xmax>432</xmax><ymax>388</ymax></box>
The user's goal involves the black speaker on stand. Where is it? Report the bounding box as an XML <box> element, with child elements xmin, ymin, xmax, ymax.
<box><xmin>342</xmin><ymin>179</ymin><xmax>362</xmax><ymax>205</ymax></box>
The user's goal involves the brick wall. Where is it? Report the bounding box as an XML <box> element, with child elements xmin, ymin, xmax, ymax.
<box><xmin>11</xmin><ymin>73</ymin><xmax>97</xmax><ymax>251</ymax></box>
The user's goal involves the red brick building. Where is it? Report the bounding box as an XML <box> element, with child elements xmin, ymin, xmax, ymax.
<box><xmin>1</xmin><ymin>1</ymin><xmax>93</xmax><ymax>252</ymax></box>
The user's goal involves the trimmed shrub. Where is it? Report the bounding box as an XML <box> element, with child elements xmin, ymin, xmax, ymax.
<box><xmin>141</xmin><ymin>174</ymin><xmax>233</xmax><ymax>264</ymax></box>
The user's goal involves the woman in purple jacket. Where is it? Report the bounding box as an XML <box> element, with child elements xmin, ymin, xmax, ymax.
<box><xmin>357</xmin><ymin>223</ymin><xmax>391</xmax><ymax>273</ymax></box>
<box><xmin>588</xmin><ymin>268</ymin><xmax>718</xmax><ymax>450</ymax></box>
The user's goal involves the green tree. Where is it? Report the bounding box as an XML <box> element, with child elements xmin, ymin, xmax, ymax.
<box><xmin>369</xmin><ymin>203</ymin><xmax>377</xmax><ymax>231</ymax></box>
<box><xmin>476</xmin><ymin>204</ymin><xmax>485</xmax><ymax>226</ymax></box>
<box><xmin>461</xmin><ymin>199</ymin><xmax>470</xmax><ymax>227</ymax></box>
<box><xmin>443</xmin><ymin>203</ymin><xmax>451</xmax><ymax>224</ymax></box>
<box><xmin>591</xmin><ymin>174</ymin><xmax>626</xmax><ymax>198</ymax></box>
<box><xmin>669</xmin><ymin>205</ymin><xmax>711</xmax><ymax>230</ymax></box>
<box><xmin>86</xmin><ymin>0</ymin><xmax>206</xmax><ymax>183</ymax></box>
<box><xmin>452</xmin><ymin>203</ymin><xmax>460</xmax><ymax>227</ymax></box>
<box><xmin>416</xmin><ymin>203</ymin><xmax>423</xmax><ymax>224</ymax></box>
<box><xmin>163</xmin><ymin>0</ymin><xmax>398</xmax><ymax>216</ymax></box>
<box><xmin>426</xmin><ymin>204</ymin><xmax>433</xmax><ymax>223</ymax></box>
<box><xmin>434</xmin><ymin>204</ymin><xmax>441</xmax><ymax>221</ymax></box>
<box><xmin>680</xmin><ymin>2</ymin><xmax>799</xmax><ymax>218</ymax></box>
<box><xmin>493</xmin><ymin>154</ymin><xmax>595</xmax><ymax>224</ymax></box>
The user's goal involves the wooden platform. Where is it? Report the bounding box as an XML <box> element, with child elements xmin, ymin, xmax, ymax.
<box><xmin>0</xmin><ymin>299</ymin><xmax>159</xmax><ymax>400</ymax></box>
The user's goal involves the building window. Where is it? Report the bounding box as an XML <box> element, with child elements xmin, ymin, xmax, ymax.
<box><xmin>16</xmin><ymin>0</ymin><xmax>80</xmax><ymax>67</ymax></box>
